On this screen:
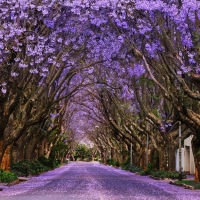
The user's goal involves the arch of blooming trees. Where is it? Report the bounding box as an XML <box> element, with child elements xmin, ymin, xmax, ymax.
<box><xmin>1</xmin><ymin>0</ymin><xmax>200</xmax><ymax>181</ymax></box>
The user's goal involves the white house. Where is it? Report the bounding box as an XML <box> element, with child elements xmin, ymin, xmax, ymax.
<box><xmin>175</xmin><ymin>136</ymin><xmax>195</xmax><ymax>174</ymax></box>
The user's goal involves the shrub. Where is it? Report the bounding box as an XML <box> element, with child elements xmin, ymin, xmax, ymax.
<box><xmin>121</xmin><ymin>164</ymin><xmax>142</xmax><ymax>173</ymax></box>
<box><xmin>30</xmin><ymin>161</ymin><xmax>48</xmax><ymax>175</ymax></box>
<box><xmin>130</xmin><ymin>165</ymin><xmax>142</xmax><ymax>173</ymax></box>
<box><xmin>138</xmin><ymin>163</ymin><xmax>155</xmax><ymax>176</ymax></box>
<box><xmin>48</xmin><ymin>159</ymin><xmax>60</xmax><ymax>169</ymax></box>
<box><xmin>121</xmin><ymin>163</ymin><xmax>187</xmax><ymax>180</ymax></box>
<box><xmin>38</xmin><ymin>156</ymin><xmax>60</xmax><ymax>169</ymax></box>
<box><xmin>121</xmin><ymin>163</ymin><xmax>131</xmax><ymax>170</ymax></box>
<box><xmin>168</xmin><ymin>171</ymin><xmax>186</xmax><ymax>179</ymax></box>
<box><xmin>150</xmin><ymin>170</ymin><xmax>186</xmax><ymax>179</ymax></box>
<box><xmin>106</xmin><ymin>158</ymin><xmax>114</xmax><ymax>165</ymax></box>
<box><xmin>114</xmin><ymin>161</ymin><xmax>120</xmax><ymax>167</ymax></box>
<box><xmin>11</xmin><ymin>158</ymin><xmax>60</xmax><ymax>177</ymax></box>
<box><xmin>139</xmin><ymin>170</ymin><xmax>148</xmax><ymax>176</ymax></box>
<box><xmin>151</xmin><ymin>170</ymin><xmax>169</xmax><ymax>179</ymax></box>
<box><xmin>11</xmin><ymin>161</ymin><xmax>31</xmax><ymax>177</ymax></box>
<box><xmin>38</xmin><ymin>156</ymin><xmax>50</xmax><ymax>167</ymax></box>
<box><xmin>145</xmin><ymin>163</ymin><xmax>155</xmax><ymax>174</ymax></box>
<box><xmin>0</xmin><ymin>169</ymin><xmax>17</xmax><ymax>183</ymax></box>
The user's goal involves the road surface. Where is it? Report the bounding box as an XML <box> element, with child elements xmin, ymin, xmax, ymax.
<box><xmin>0</xmin><ymin>161</ymin><xmax>200</xmax><ymax>200</ymax></box>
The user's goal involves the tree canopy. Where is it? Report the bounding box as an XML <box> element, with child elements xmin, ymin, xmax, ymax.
<box><xmin>1</xmin><ymin>0</ymin><xmax>200</xmax><ymax>181</ymax></box>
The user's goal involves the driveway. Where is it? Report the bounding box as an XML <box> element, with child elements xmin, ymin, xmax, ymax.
<box><xmin>0</xmin><ymin>161</ymin><xmax>199</xmax><ymax>200</ymax></box>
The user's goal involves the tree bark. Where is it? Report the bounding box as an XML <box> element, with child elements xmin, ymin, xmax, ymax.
<box><xmin>192</xmin><ymin>138</ymin><xmax>200</xmax><ymax>182</ymax></box>
<box><xmin>168</xmin><ymin>145</ymin><xmax>176</xmax><ymax>172</ymax></box>
<box><xmin>157</xmin><ymin>147</ymin><xmax>167</xmax><ymax>171</ymax></box>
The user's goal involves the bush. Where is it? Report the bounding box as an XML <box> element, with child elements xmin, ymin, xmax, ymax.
<box><xmin>38</xmin><ymin>156</ymin><xmax>50</xmax><ymax>167</ymax></box>
<box><xmin>114</xmin><ymin>161</ymin><xmax>120</xmax><ymax>167</ymax></box>
<box><xmin>0</xmin><ymin>169</ymin><xmax>17</xmax><ymax>183</ymax></box>
<box><xmin>38</xmin><ymin>156</ymin><xmax>60</xmax><ymax>169</ymax></box>
<box><xmin>121</xmin><ymin>164</ymin><xmax>142</xmax><ymax>173</ymax></box>
<box><xmin>150</xmin><ymin>170</ymin><xmax>186</xmax><ymax>179</ymax></box>
<box><xmin>151</xmin><ymin>170</ymin><xmax>169</xmax><ymax>179</ymax></box>
<box><xmin>168</xmin><ymin>171</ymin><xmax>186</xmax><ymax>179</ymax></box>
<box><xmin>139</xmin><ymin>170</ymin><xmax>148</xmax><ymax>176</ymax></box>
<box><xmin>106</xmin><ymin>158</ymin><xmax>114</xmax><ymax>165</ymax></box>
<box><xmin>145</xmin><ymin>163</ymin><xmax>155</xmax><ymax>174</ymax></box>
<box><xmin>11</xmin><ymin>160</ymin><xmax>31</xmax><ymax>177</ymax></box>
<box><xmin>138</xmin><ymin>163</ymin><xmax>155</xmax><ymax>176</ymax></box>
<box><xmin>106</xmin><ymin>159</ymin><xmax>120</xmax><ymax>167</ymax></box>
<box><xmin>121</xmin><ymin>163</ymin><xmax>187</xmax><ymax>180</ymax></box>
<box><xmin>130</xmin><ymin>165</ymin><xmax>142</xmax><ymax>173</ymax></box>
<box><xmin>30</xmin><ymin>161</ymin><xmax>48</xmax><ymax>175</ymax></box>
<box><xmin>121</xmin><ymin>163</ymin><xmax>130</xmax><ymax>170</ymax></box>
<box><xmin>48</xmin><ymin>159</ymin><xmax>60</xmax><ymax>169</ymax></box>
<box><xmin>11</xmin><ymin>158</ymin><xmax>61</xmax><ymax>177</ymax></box>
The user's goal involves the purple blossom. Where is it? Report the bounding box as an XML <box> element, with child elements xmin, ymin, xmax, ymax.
<box><xmin>50</xmin><ymin>113</ymin><xmax>60</xmax><ymax>119</ymax></box>
<box><xmin>11</xmin><ymin>72</ymin><xmax>19</xmax><ymax>77</ymax></box>
<box><xmin>19</xmin><ymin>62</ymin><xmax>28</xmax><ymax>68</ymax></box>
<box><xmin>1</xmin><ymin>88</ymin><xmax>6</xmax><ymax>94</ymax></box>
<box><xmin>128</xmin><ymin>64</ymin><xmax>146</xmax><ymax>77</ymax></box>
<box><xmin>29</xmin><ymin>69</ymin><xmax>39</xmax><ymax>74</ymax></box>
<box><xmin>44</xmin><ymin>19</ymin><xmax>55</xmax><ymax>28</ymax></box>
<box><xmin>57</xmin><ymin>38</ymin><xmax>63</xmax><ymax>43</ymax></box>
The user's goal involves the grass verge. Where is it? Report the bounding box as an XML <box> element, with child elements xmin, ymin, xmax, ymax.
<box><xmin>174</xmin><ymin>180</ymin><xmax>200</xmax><ymax>189</ymax></box>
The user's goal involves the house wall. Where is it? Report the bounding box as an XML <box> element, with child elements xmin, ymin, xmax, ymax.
<box><xmin>175</xmin><ymin>136</ymin><xmax>195</xmax><ymax>174</ymax></box>
<box><xmin>184</xmin><ymin>136</ymin><xmax>195</xmax><ymax>174</ymax></box>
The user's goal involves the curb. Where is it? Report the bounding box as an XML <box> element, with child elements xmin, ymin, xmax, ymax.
<box><xmin>169</xmin><ymin>181</ymin><xmax>195</xmax><ymax>190</ymax></box>
<box><xmin>149</xmin><ymin>175</ymin><xmax>162</xmax><ymax>180</ymax></box>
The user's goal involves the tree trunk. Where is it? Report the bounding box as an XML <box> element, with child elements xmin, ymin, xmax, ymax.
<box><xmin>139</xmin><ymin>147</ymin><xmax>145</xmax><ymax>169</ymax></box>
<box><xmin>149</xmin><ymin>145</ymin><xmax>155</xmax><ymax>164</ymax></box>
<box><xmin>168</xmin><ymin>145</ymin><xmax>176</xmax><ymax>172</ymax></box>
<box><xmin>0</xmin><ymin>139</ymin><xmax>12</xmax><ymax>171</ymax></box>
<box><xmin>192</xmin><ymin>139</ymin><xmax>200</xmax><ymax>182</ymax></box>
<box><xmin>25</xmin><ymin>137</ymin><xmax>39</xmax><ymax>161</ymax></box>
<box><xmin>10</xmin><ymin>142</ymin><xmax>24</xmax><ymax>164</ymax></box>
<box><xmin>157</xmin><ymin>147</ymin><xmax>167</xmax><ymax>171</ymax></box>
<box><xmin>10</xmin><ymin>132</ymin><xmax>30</xmax><ymax>165</ymax></box>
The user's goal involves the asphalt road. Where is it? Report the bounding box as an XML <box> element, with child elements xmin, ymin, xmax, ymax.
<box><xmin>0</xmin><ymin>161</ymin><xmax>200</xmax><ymax>200</ymax></box>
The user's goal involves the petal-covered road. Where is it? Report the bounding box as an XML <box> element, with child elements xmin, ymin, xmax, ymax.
<box><xmin>0</xmin><ymin>161</ymin><xmax>200</xmax><ymax>200</ymax></box>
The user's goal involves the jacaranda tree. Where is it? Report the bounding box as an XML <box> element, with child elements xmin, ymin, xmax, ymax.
<box><xmin>1</xmin><ymin>0</ymin><xmax>200</xmax><ymax>181</ymax></box>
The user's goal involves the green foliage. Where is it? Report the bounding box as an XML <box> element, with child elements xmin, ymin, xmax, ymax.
<box><xmin>0</xmin><ymin>169</ymin><xmax>18</xmax><ymax>183</ymax></box>
<box><xmin>152</xmin><ymin>109</ymin><xmax>161</xmax><ymax>119</ymax></box>
<box><xmin>174</xmin><ymin>180</ymin><xmax>200</xmax><ymax>189</ymax></box>
<box><xmin>106</xmin><ymin>158</ymin><xmax>114</xmax><ymax>165</ymax></box>
<box><xmin>145</xmin><ymin>163</ymin><xmax>155</xmax><ymax>174</ymax></box>
<box><xmin>114</xmin><ymin>161</ymin><xmax>120</xmax><ymax>167</ymax></box>
<box><xmin>73</xmin><ymin>144</ymin><xmax>89</xmax><ymax>161</ymax></box>
<box><xmin>49</xmin><ymin>141</ymin><xmax>68</xmax><ymax>160</ymax></box>
<box><xmin>49</xmin><ymin>129</ymin><xmax>59</xmax><ymax>142</ymax></box>
<box><xmin>138</xmin><ymin>78</ymin><xmax>154</xmax><ymax>86</ymax></box>
<box><xmin>121</xmin><ymin>162</ymin><xmax>186</xmax><ymax>180</ymax></box>
<box><xmin>29</xmin><ymin>161</ymin><xmax>48</xmax><ymax>175</ymax></box>
<box><xmin>151</xmin><ymin>170</ymin><xmax>169</xmax><ymax>179</ymax></box>
<box><xmin>139</xmin><ymin>170</ymin><xmax>148</xmax><ymax>176</ymax></box>
<box><xmin>11</xmin><ymin>160</ymin><xmax>31</xmax><ymax>177</ymax></box>
<box><xmin>139</xmin><ymin>163</ymin><xmax>155</xmax><ymax>176</ymax></box>
<box><xmin>168</xmin><ymin>171</ymin><xmax>186</xmax><ymax>179</ymax></box>
<box><xmin>121</xmin><ymin>164</ymin><xmax>142</xmax><ymax>173</ymax></box>
<box><xmin>38</xmin><ymin>155</ymin><xmax>60</xmax><ymax>169</ymax></box>
<box><xmin>150</xmin><ymin>170</ymin><xmax>186</xmax><ymax>179</ymax></box>
<box><xmin>106</xmin><ymin>159</ymin><xmax>120</xmax><ymax>167</ymax></box>
<box><xmin>38</xmin><ymin>156</ymin><xmax>50</xmax><ymax>167</ymax></box>
<box><xmin>194</xmin><ymin>149</ymin><xmax>200</xmax><ymax>157</ymax></box>
<box><xmin>11</xmin><ymin>157</ymin><xmax>60</xmax><ymax>177</ymax></box>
